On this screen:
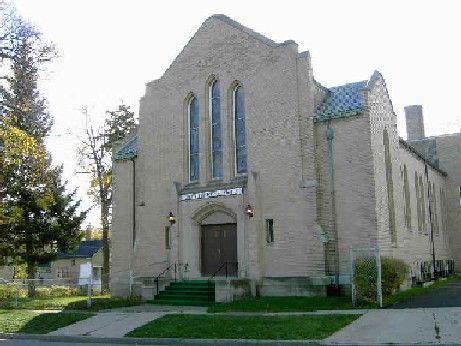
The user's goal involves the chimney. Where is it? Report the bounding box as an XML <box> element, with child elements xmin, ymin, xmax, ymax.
<box><xmin>405</xmin><ymin>105</ymin><xmax>425</xmax><ymax>141</ymax></box>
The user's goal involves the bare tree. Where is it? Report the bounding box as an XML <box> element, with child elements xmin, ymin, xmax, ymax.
<box><xmin>78</xmin><ymin>105</ymin><xmax>136</xmax><ymax>291</ymax></box>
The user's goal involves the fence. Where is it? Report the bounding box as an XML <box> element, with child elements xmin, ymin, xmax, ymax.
<box><xmin>411</xmin><ymin>259</ymin><xmax>455</xmax><ymax>284</ymax></box>
<box><xmin>0</xmin><ymin>277</ymin><xmax>101</xmax><ymax>309</ymax></box>
<box><xmin>350</xmin><ymin>246</ymin><xmax>382</xmax><ymax>307</ymax></box>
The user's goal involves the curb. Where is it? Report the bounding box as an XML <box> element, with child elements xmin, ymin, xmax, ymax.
<box><xmin>0</xmin><ymin>333</ymin><xmax>323</xmax><ymax>345</ymax></box>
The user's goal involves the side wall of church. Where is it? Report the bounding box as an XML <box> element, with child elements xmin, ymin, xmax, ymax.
<box><xmin>367</xmin><ymin>74</ymin><xmax>451</xmax><ymax>277</ymax></box>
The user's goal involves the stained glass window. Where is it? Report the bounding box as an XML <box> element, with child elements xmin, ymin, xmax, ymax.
<box><xmin>234</xmin><ymin>86</ymin><xmax>247</xmax><ymax>174</ymax></box>
<box><xmin>210</xmin><ymin>80</ymin><xmax>223</xmax><ymax>179</ymax></box>
<box><xmin>189</xmin><ymin>96</ymin><xmax>200</xmax><ymax>181</ymax></box>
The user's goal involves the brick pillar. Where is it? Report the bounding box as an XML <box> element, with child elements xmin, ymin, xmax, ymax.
<box><xmin>405</xmin><ymin>105</ymin><xmax>425</xmax><ymax>140</ymax></box>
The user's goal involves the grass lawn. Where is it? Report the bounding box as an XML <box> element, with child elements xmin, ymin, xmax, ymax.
<box><xmin>126</xmin><ymin>314</ymin><xmax>359</xmax><ymax>340</ymax></box>
<box><xmin>208</xmin><ymin>296</ymin><xmax>352</xmax><ymax>313</ymax></box>
<box><xmin>384</xmin><ymin>275</ymin><xmax>460</xmax><ymax>307</ymax></box>
<box><xmin>0</xmin><ymin>295</ymin><xmax>142</xmax><ymax>311</ymax></box>
<box><xmin>0</xmin><ymin>310</ymin><xmax>93</xmax><ymax>334</ymax></box>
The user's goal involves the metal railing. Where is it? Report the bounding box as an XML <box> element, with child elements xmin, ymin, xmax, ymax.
<box><xmin>153</xmin><ymin>262</ymin><xmax>188</xmax><ymax>295</ymax></box>
<box><xmin>207</xmin><ymin>261</ymin><xmax>238</xmax><ymax>302</ymax></box>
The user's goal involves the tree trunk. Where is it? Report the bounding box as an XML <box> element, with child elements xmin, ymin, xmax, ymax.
<box><xmin>101</xmin><ymin>203</ymin><xmax>110</xmax><ymax>292</ymax></box>
<box><xmin>26</xmin><ymin>262</ymin><xmax>36</xmax><ymax>298</ymax></box>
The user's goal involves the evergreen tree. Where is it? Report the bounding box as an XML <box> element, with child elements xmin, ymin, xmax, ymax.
<box><xmin>0</xmin><ymin>7</ymin><xmax>85</xmax><ymax>296</ymax></box>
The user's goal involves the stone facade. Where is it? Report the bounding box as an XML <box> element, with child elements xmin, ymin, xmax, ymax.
<box><xmin>110</xmin><ymin>15</ymin><xmax>459</xmax><ymax>297</ymax></box>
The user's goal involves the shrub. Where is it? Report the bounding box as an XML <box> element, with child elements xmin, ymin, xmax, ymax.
<box><xmin>35</xmin><ymin>285</ymin><xmax>81</xmax><ymax>297</ymax></box>
<box><xmin>353</xmin><ymin>256</ymin><xmax>407</xmax><ymax>305</ymax></box>
<box><xmin>353</xmin><ymin>257</ymin><xmax>378</xmax><ymax>304</ymax></box>
<box><xmin>381</xmin><ymin>257</ymin><xmax>406</xmax><ymax>296</ymax></box>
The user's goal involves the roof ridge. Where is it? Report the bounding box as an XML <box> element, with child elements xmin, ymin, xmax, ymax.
<box><xmin>210</xmin><ymin>14</ymin><xmax>278</xmax><ymax>47</ymax></box>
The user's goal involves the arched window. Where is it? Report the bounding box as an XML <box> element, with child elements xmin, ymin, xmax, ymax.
<box><xmin>383</xmin><ymin>129</ymin><xmax>396</xmax><ymax>244</ymax></box>
<box><xmin>233</xmin><ymin>85</ymin><xmax>247</xmax><ymax>174</ymax></box>
<box><xmin>189</xmin><ymin>96</ymin><xmax>200</xmax><ymax>182</ymax></box>
<box><xmin>403</xmin><ymin>164</ymin><xmax>411</xmax><ymax>229</ymax></box>
<box><xmin>210</xmin><ymin>80</ymin><xmax>223</xmax><ymax>179</ymax></box>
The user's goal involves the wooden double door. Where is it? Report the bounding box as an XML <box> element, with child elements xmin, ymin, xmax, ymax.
<box><xmin>201</xmin><ymin>223</ymin><xmax>238</xmax><ymax>277</ymax></box>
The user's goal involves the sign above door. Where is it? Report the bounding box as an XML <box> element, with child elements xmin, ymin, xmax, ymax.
<box><xmin>179</xmin><ymin>187</ymin><xmax>243</xmax><ymax>201</ymax></box>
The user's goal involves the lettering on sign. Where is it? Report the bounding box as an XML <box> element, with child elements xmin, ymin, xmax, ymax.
<box><xmin>180</xmin><ymin>187</ymin><xmax>243</xmax><ymax>201</ymax></box>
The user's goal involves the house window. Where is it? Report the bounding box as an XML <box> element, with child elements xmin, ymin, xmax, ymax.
<box><xmin>210</xmin><ymin>80</ymin><xmax>223</xmax><ymax>179</ymax></box>
<box><xmin>57</xmin><ymin>267</ymin><xmax>69</xmax><ymax>279</ymax></box>
<box><xmin>266</xmin><ymin>219</ymin><xmax>274</xmax><ymax>244</ymax></box>
<box><xmin>165</xmin><ymin>226</ymin><xmax>170</xmax><ymax>249</ymax></box>
<box><xmin>233</xmin><ymin>85</ymin><xmax>247</xmax><ymax>174</ymax></box>
<box><xmin>189</xmin><ymin>96</ymin><xmax>200</xmax><ymax>182</ymax></box>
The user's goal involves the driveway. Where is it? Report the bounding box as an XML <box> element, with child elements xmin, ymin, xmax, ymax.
<box><xmin>391</xmin><ymin>277</ymin><xmax>461</xmax><ymax>308</ymax></box>
<box><xmin>328</xmin><ymin>278</ymin><xmax>461</xmax><ymax>344</ymax></box>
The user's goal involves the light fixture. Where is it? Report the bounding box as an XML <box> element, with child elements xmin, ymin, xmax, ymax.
<box><xmin>168</xmin><ymin>212</ymin><xmax>176</xmax><ymax>225</ymax></box>
<box><xmin>245</xmin><ymin>204</ymin><xmax>254</xmax><ymax>218</ymax></box>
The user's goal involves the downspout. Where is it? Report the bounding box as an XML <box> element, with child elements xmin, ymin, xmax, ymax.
<box><xmin>424</xmin><ymin>164</ymin><xmax>436</xmax><ymax>278</ymax></box>
<box><xmin>326</xmin><ymin>122</ymin><xmax>340</xmax><ymax>290</ymax></box>
<box><xmin>131</xmin><ymin>159</ymin><xmax>136</xmax><ymax>248</ymax></box>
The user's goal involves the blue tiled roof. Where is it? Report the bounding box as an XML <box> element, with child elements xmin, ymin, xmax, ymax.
<box><xmin>58</xmin><ymin>240</ymin><xmax>103</xmax><ymax>259</ymax></box>
<box><xmin>314</xmin><ymin>80</ymin><xmax>367</xmax><ymax>123</ymax></box>
<box><xmin>113</xmin><ymin>135</ymin><xmax>138</xmax><ymax>161</ymax></box>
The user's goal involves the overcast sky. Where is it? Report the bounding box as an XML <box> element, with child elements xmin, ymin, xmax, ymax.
<box><xmin>12</xmin><ymin>0</ymin><xmax>461</xmax><ymax>227</ymax></box>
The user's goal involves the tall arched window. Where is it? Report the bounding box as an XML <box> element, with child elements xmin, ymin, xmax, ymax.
<box><xmin>403</xmin><ymin>164</ymin><xmax>411</xmax><ymax>229</ymax></box>
<box><xmin>210</xmin><ymin>80</ymin><xmax>223</xmax><ymax>179</ymax></box>
<box><xmin>233</xmin><ymin>85</ymin><xmax>247</xmax><ymax>174</ymax></box>
<box><xmin>383</xmin><ymin>129</ymin><xmax>396</xmax><ymax>244</ymax></box>
<box><xmin>189</xmin><ymin>96</ymin><xmax>200</xmax><ymax>182</ymax></box>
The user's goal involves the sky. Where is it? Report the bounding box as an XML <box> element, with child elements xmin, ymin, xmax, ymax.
<box><xmin>11</xmin><ymin>0</ymin><xmax>461</xmax><ymax>227</ymax></box>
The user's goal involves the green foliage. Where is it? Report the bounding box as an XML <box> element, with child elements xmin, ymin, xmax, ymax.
<box><xmin>0</xmin><ymin>284</ymin><xmax>81</xmax><ymax>299</ymax></box>
<box><xmin>381</xmin><ymin>257</ymin><xmax>406</xmax><ymax>296</ymax></box>
<box><xmin>0</xmin><ymin>294</ymin><xmax>142</xmax><ymax>311</ymax></box>
<box><xmin>0</xmin><ymin>7</ymin><xmax>56</xmax><ymax>142</ymax></box>
<box><xmin>127</xmin><ymin>314</ymin><xmax>360</xmax><ymax>340</ymax></box>
<box><xmin>353</xmin><ymin>256</ymin><xmax>407</xmax><ymax>304</ymax></box>
<box><xmin>353</xmin><ymin>256</ymin><xmax>378</xmax><ymax>304</ymax></box>
<box><xmin>104</xmin><ymin>104</ymin><xmax>137</xmax><ymax>150</ymax></box>
<box><xmin>0</xmin><ymin>7</ymin><xmax>86</xmax><ymax>294</ymax></box>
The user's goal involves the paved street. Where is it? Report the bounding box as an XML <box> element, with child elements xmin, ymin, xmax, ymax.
<box><xmin>392</xmin><ymin>277</ymin><xmax>461</xmax><ymax>308</ymax></box>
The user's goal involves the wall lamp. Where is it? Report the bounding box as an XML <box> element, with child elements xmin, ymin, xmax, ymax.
<box><xmin>245</xmin><ymin>204</ymin><xmax>254</xmax><ymax>218</ymax></box>
<box><xmin>168</xmin><ymin>212</ymin><xmax>176</xmax><ymax>225</ymax></box>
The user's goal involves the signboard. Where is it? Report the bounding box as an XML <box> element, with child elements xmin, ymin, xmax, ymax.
<box><xmin>180</xmin><ymin>187</ymin><xmax>243</xmax><ymax>201</ymax></box>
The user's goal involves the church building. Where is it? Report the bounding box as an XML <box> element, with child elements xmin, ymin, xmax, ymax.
<box><xmin>110</xmin><ymin>15</ymin><xmax>460</xmax><ymax>299</ymax></box>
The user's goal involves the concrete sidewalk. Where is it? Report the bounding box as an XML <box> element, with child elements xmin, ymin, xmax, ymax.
<box><xmin>327</xmin><ymin>307</ymin><xmax>461</xmax><ymax>344</ymax></box>
<box><xmin>47</xmin><ymin>306</ymin><xmax>365</xmax><ymax>338</ymax></box>
<box><xmin>47</xmin><ymin>312</ymin><xmax>165</xmax><ymax>338</ymax></box>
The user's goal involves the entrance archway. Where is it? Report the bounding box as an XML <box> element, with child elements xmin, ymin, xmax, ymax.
<box><xmin>192</xmin><ymin>204</ymin><xmax>238</xmax><ymax>277</ymax></box>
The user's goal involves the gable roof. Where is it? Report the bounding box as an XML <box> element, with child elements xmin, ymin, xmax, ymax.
<box><xmin>314</xmin><ymin>80</ymin><xmax>368</xmax><ymax>123</ymax></box>
<box><xmin>57</xmin><ymin>240</ymin><xmax>103</xmax><ymax>259</ymax></box>
<box><xmin>113</xmin><ymin>135</ymin><xmax>138</xmax><ymax>161</ymax></box>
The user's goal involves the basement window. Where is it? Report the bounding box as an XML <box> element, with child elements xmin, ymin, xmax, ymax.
<box><xmin>266</xmin><ymin>219</ymin><xmax>274</xmax><ymax>244</ymax></box>
<box><xmin>165</xmin><ymin>226</ymin><xmax>171</xmax><ymax>249</ymax></box>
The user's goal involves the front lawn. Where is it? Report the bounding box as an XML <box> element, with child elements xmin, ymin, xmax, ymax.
<box><xmin>0</xmin><ymin>295</ymin><xmax>142</xmax><ymax>311</ymax></box>
<box><xmin>0</xmin><ymin>310</ymin><xmax>93</xmax><ymax>334</ymax></box>
<box><xmin>208</xmin><ymin>296</ymin><xmax>352</xmax><ymax>313</ymax></box>
<box><xmin>126</xmin><ymin>314</ymin><xmax>359</xmax><ymax>340</ymax></box>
